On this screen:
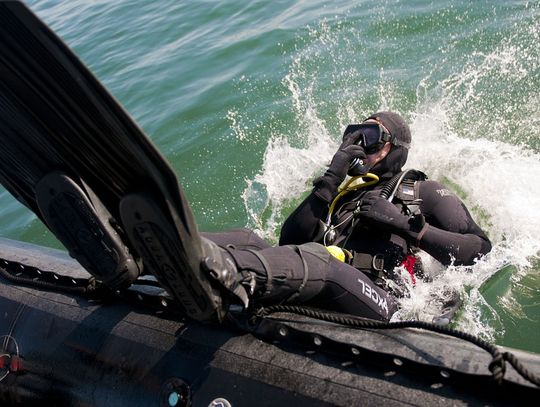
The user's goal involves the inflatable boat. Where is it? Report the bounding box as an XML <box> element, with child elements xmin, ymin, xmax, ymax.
<box><xmin>1</xmin><ymin>237</ymin><xmax>539</xmax><ymax>406</ymax></box>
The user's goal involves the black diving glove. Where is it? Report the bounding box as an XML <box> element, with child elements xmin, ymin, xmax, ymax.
<box><xmin>356</xmin><ymin>192</ymin><xmax>426</xmax><ymax>240</ymax></box>
<box><xmin>313</xmin><ymin>130</ymin><xmax>367</xmax><ymax>203</ymax></box>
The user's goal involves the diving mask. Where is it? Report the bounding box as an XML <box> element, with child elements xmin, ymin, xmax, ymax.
<box><xmin>345</xmin><ymin>121</ymin><xmax>410</xmax><ymax>175</ymax></box>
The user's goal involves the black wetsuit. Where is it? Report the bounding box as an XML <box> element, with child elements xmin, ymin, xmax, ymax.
<box><xmin>280</xmin><ymin>177</ymin><xmax>492</xmax><ymax>280</ymax></box>
<box><xmin>203</xmin><ymin>174</ymin><xmax>490</xmax><ymax>322</ymax></box>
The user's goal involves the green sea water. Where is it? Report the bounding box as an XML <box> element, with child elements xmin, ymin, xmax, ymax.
<box><xmin>1</xmin><ymin>0</ymin><xmax>539</xmax><ymax>353</ymax></box>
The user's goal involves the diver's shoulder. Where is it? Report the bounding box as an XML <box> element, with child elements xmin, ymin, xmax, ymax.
<box><xmin>418</xmin><ymin>179</ymin><xmax>457</xmax><ymax>200</ymax></box>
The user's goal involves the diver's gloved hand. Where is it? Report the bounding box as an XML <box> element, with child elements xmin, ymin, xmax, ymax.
<box><xmin>313</xmin><ymin>130</ymin><xmax>366</xmax><ymax>203</ymax></box>
<box><xmin>356</xmin><ymin>192</ymin><xmax>426</xmax><ymax>239</ymax></box>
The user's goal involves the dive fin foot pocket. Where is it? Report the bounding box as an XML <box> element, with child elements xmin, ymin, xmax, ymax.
<box><xmin>120</xmin><ymin>193</ymin><xmax>225</xmax><ymax>322</ymax></box>
<box><xmin>36</xmin><ymin>171</ymin><xmax>140</xmax><ymax>289</ymax></box>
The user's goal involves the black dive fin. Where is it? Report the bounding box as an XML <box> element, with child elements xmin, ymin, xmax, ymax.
<box><xmin>0</xmin><ymin>2</ymin><xmax>224</xmax><ymax>320</ymax></box>
<box><xmin>120</xmin><ymin>193</ymin><xmax>225</xmax><ymax>321</ymax></box>
<box><xmin>35</xmin><ymin>171</ymin><xmax>139</xmax><ymax>289</ymax></box>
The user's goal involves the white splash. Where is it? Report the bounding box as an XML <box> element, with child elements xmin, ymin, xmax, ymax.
<box><xmin>242</xmin><ymin>69</ymin><xmax>337</xmax><ymax>242</ymax></box>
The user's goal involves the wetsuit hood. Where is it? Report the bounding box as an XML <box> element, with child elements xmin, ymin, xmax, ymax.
<box><xmin>366</xmin><ymin>111</ymin><xmax>411</xmax><ymax>179</ymax></box>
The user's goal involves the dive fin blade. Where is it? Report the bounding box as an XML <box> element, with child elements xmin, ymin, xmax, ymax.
<box><xmin>120</xmin><ymin>193</ymin><xmax>225</xmax><ymax>322</ymax></box>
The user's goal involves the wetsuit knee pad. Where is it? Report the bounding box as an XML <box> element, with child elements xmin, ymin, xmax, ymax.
<box><xmin>296</xmin><ymin>242</ymin><xmax>334</xmax><ymax>264</ymax></box>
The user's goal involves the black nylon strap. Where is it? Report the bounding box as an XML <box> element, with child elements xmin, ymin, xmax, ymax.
<box><xmin>247</xmin><ymin>249</ymin><xmax>274</xmax><ymax>295</ymax></box>
<box><xmin>284</xmin><ymin>246</ymin><xmax>310</xmax><ymax>303</ymax></box>
<box><xmin>351</xmin><ymin>252</ymin><xmax>385</xmax><ymax>276</ymax></box>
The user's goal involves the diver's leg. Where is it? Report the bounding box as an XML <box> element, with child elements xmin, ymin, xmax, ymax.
<box><xmin>311</xmin><ymin>257</ymin><xmax>398</xmax><ymax>321</ymax></box>
<box><xmin>226</xmin><ymin>242</ymin><xmax>398</xmax><ymax>321</ymax></box>
<box><xmin>225</xmin><ymin>245</ymin><xmax>325</xmax><ymax>305</ymax></box>
<box><xmin>201</xmin><ymin>229</ymin><xmax>271</xmax><ymax>251</ymax></box>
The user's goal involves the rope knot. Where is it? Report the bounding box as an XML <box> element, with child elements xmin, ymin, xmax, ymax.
<box><xmin>488</xmin><ymin>352</ymin><xmax>506</xmax><ymax>385</ymax></box>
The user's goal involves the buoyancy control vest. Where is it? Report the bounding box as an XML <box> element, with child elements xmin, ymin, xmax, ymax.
<box><xmin>328</xmin><ymin>170</ymin><xmax>427</xmax><ymax>284</ymax></box>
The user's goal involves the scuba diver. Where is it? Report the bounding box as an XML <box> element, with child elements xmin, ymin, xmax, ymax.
<box><xmin>279</xmin><ymin>111</ymin><xmax>492</xmax><ymax>292</ymax></box>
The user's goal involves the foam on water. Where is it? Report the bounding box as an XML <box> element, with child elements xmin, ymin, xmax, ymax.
<box><xmin>241</xmin><ymin>64</ymin><xmax>337</xmax><ymax>240</ymax></box>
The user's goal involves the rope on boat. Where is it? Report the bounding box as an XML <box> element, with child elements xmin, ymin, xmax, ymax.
<box><xmin>258</xmin><ymin>304</ymin><xmax>540</xmax><ymax>388</ymax></box>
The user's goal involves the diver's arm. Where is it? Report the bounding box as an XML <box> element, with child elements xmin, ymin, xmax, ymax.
<box><xmin>414</xmin><ymin>225</ymin><xmax>491</xmax><ymax>266</ymax></box>
<box><xmin>414</xmin><ymin>180</ymin><xmax>492</xmax><ymax>265</ymax></box>
<box><xmin>280</xmin><ymin>132</ymin><xmax>366</xmax><ymax>245</ymax></box>
<box><xmin>356</xmin><ymin>181</ymin><xmax>492</xmax><ymax>266</ymax></box>
<box><xmin>279</xmin><ymin>190</ymin><xmax>330</xmax><ymax>245</ymax></box>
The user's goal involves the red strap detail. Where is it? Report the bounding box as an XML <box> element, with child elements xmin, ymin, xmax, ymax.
<box><xmin>401</xmin><ymin>255</ymin><xmax>417</xmax><ymax>286</ymax></box>
<box><xmin>10</xmin><ymin>356</ymin><xmax>22</xmax><ymax>372</ymax></box>
<box><xmin>0</xmin><ymin>355</ymin><xmax>23</xmax><ymax>372</ymax></box>
<box><xmin>0</xmin><ymin>355</ymin><xmax>7</xmax><ymax>369</ymax></box>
